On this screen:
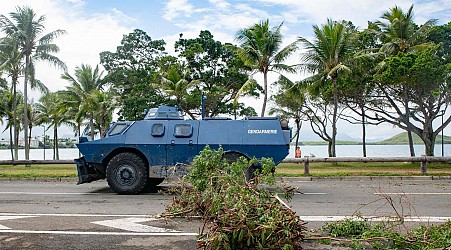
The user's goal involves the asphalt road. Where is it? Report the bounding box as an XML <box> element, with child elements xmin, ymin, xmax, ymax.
<box><xmin>0</xmin><ymin>178</ymin><xmax>450</xmax><ymax>249</ymax></box>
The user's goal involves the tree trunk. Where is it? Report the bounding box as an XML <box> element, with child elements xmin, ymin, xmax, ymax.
<box><xmin>295</xmin><ymin>118</ymin><xmax>301</xmax><ymax>149</ymax></box>
<box><xmin>420</xmin><ymin>131</ymin><xmax>435</xmax><ymax>156</ymax></box>
<box><xmin>331</xmin><ymin>78</ymin><xmax>338</xmax><ymax>157</ymax></box>
<box><xmin>328</xmin><ymin>141</ymin><xmax>333</xmax><ymax>157</ymax></box>
<box><xmin>261</xmin><ymin>72</ymin><xmax>268</xmax><ymax>117</ymax></box>
<box><xmin>55</xmin><ymin>127</ymin><xmax>59</xmax><ymax>160</ymax></box>
<box><xmin>24</xmin><ymin>54</ymin><xmax>30</xmax><ymax>160</ymax></box>
<box><xmin>9</xmin><ymin>126</ymin><xmax>14</xmax><ymax>161</ymax></box>
<box><xmin>90</xmin><ymin>115</ymin><xmax>95</xmax><ymax>140</ymax></box>
<box><xmin>361</xmin><ymin>105</ymin><xmax>367</xmax><ymax>157</ymax></box>
<box><xmin>12</xmin><ymin>75</ymin><xmax>18</xmax><ymax>160</ymax></box>
<box><xmin>28</xmin><ymin>125</ymin><xmax>32</xmax><ymax>152</ymax></box>
<box><xmin>404</xmin><ymin>87</ymin><xmax>415</xmax><ymax>156</ymax></box>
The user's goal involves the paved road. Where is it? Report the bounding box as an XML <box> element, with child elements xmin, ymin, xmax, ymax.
<box><xmin>0</xmin><ymin>178</ymin><xmax>450</xmax><ymax>249</ymax></box>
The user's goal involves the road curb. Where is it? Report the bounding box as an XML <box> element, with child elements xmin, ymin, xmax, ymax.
<box><xmin>0</xmin><ymin>176</ymin><xmax>450</xmax><ymax>183</ymax></box>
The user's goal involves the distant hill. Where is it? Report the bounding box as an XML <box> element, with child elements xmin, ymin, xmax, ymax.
<box><xmin>298</xmin><ymin>132</ymin><xmax>451</xmax><ymax>145</ymax></box>
<box><xmin>374</xmin><ymin>132</ymin><xmax>451</xmax><ymax>145</ymax></box>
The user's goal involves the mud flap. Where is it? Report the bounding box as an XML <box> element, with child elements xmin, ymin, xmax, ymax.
<box><xmin>74</xmin><ymin>157</ymin><xmax>103</xmax><ymax>184</ymax></box>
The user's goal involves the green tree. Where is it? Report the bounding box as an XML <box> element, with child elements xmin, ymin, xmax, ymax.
<box><xmin>298</xmin><ymin>19</ymin><xmax>355</xmax><ymax>157</ymax></box>
<box><xmin>61</xmin><ymin>64</ymin><xmax>104</xmax><ymax>140</ymax></box>
<box><xmin>175</xmin><ymin>30</ymin><xmax>256</xmax><ymax>118</ymax></box>
<box><xmin>0</xmin><ymin>37</ymin><xmax>23</xmax><ymax>159</ymax></box>
<box><xmin>339</xmin><ymin>25</ymin><xmax>381</xmax><ymax>157</ymax></box>
<box><xmin>374</xmin><ymin>5</ymin><xmax>436</xmax><ymax>156</ymax></box>
<box><xmin>236</xmin><ymin>19</ymin><xmax>298</xmax><ymax>117</ymax></box>
<box><xmin>269</xmin><ymin>76</ymin><xmax>305</xmax><ymax>150</ymax></box>
<box><xmin>155</xmin><ymin>65</ymin><xmax>199</xmax><ymax>119</ymax></box>
<box><xmin>0</xmin><ymin>83</ymin><xmax>23</xmax><ymax>160</ymax></box>
<box><xmin>0</xmin><ymin>6</ymin><xmax>66</xmax><ymax>159</ymax></box>
<box><xmin>34</xmin><ymin>92</ymin><xmax>72</xmax><ymax>160</ymax></box>
<box><xmin>90</xmin><ymin>90</ymin><xmax>115</xmax><ymax>138</ymax></box>
<box><xmin>100</xmin><ymin>29</ymin><xmax>167</xmax><ymax>120</ymax></box>
<box><xmin>370</xmin><ymin>46</ymin><xmax>450</xmax><ymax>155</ymax></box>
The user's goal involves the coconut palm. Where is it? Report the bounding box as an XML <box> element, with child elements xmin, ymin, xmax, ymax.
<box><xmin>34</xmin><ymin>92</ymin><xmax>72</xmax><ymax>160</ymax></box>
<box><xmin>60</xmin><ymin>64</ymin><xmax>104</xmax><ymax>140</ymax></box>
<box><xmin>155</xmin><ymin>67</ymin><xmax>199</xmax><ymax>119</ymax></box>
<box><xmin>0</xmin><ymin>6</ymin><xmax>66</xmax><ymax>159</ymax></box>
<box><xmin>235</xmin><ymin>19</ymin><xmax>298</xmax><ymax>116</ymax></box>
<box><xmin>90</xmin><ymin>90</ymin><xmax>115</xmax><ymax>138</ymax></box>
<box><xmin>376</xmin><ymin>5</ymin><xmax>436</xmax><ymax>55</ymax></box>
<box><xmin>298</xmin><ymin>19</ymin><xmax>354</xmax><ymax>157</ymax></box>
<box><xmin>0</xmin><ymin>37</ymin><xmax>23</xmax><ymax>159</ymax></box>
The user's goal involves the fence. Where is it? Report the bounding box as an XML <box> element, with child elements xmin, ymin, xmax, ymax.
<box><xmin>282</xmin><ymin>156</ymin><xmax>451</xmax><ymax>175</ymax></box>
<box><xmin>0</xmin><ymin>156</ymin><xmax>450</xmax><ymax>175</ymax></box>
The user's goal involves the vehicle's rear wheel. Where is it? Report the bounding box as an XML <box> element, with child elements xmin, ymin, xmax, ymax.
<box><xmin>106</xmin><ymin>152</ymin><xmax>148</xmax><ymax>194</ymax></box>
<box><xmin>222</xmin><ymin>152</ymin><xmax>256</xmax><ymax>181</ymax></box>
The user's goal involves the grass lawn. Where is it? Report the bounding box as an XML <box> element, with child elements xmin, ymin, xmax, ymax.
<box><xmin>0</xmin><ymin>164</ymin><xmax>77</xmax><ymax>178</ymax></box>
<box><xmin>275</xmin><ymin>162</ymin><xmax>451</xmax><ymax>177</ymax></box>
<box><xmin>0</xmin><ymin>162</ymin><xmax>450</xmax><ymax>178</ymax></box>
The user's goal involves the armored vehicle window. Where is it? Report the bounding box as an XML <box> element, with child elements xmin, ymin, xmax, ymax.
<box><xmin>109</xmin><ymin>123</ymin><xmax>128</xmax><ymax>136</ymax></box>
<box><xmin>174</xmin><ymin>124</ymin><xmax>192</xmax><ymax>137</ymax></box>
<box><xmin>151</xmin><ymin>123</ymin><xmax>165</xmax><ymax>137</ymax></box>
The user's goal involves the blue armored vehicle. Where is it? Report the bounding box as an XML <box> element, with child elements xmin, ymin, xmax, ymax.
<box><xmin>75</xmin><ymin>106</ymin><xmax>291</xmax><ymax>194</ymax></box>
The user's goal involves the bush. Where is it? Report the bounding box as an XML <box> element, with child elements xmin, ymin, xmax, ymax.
<box><xmin>166</xmin><ymin>146</ymin><xmax>306</xmax><ymax>249</ymax></box>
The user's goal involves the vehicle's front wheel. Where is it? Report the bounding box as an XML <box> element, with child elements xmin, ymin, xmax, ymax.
<box><xmin>106</xmin><ymin>152</ymin><xmax>148</xmax><ymax>194</ymax></box>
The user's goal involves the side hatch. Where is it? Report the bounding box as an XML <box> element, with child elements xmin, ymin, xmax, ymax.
<box><xmin>167</xmin><ymin>120</ymin><xmax>200</xmax><ymax>165</ymax></box>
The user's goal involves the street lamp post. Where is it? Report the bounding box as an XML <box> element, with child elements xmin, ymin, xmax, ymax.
<box><xmin>442</xmin><ymin>110</ymin><xmax>445</xmax><ymax>157</ymax></box>
<box><xmin>42</xmin><ymin>125</ymin><xmax>46</xmax><ymax>160</ymax></box>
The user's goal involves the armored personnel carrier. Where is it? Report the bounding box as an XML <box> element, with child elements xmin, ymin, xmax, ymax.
<box><xmin>75</xmin><ymin>106</ymin><xmax>291</xmax><ymax>194</ymax></box>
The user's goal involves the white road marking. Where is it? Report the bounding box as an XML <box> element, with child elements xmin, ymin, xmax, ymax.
<box><xmin>296</xmin><ymin>193</ymin><xmax>328</xmax><ymax>195</ymax></box>
<box><xmin>0</xmin><ymin>216</ymin><xmax>38</xmax><ymax>230</ymax></box>
<box><xmin>374</xmin><ymin>193</ymin><xmax>451</xmax><ymax>195</ymax></box>
<box><xmin>0</xmin><ymin>230</ymin><xmax>198</xmax><ymax>236</ymax></box>
<box><xmin>0</xmin><ymin>192</ymin><xmax>106</xmax><ymax>195</ymax></box>
<box><xmin>92</xmin><ymin>217</ymin><xmax>179</xmax><ymax>233</ymax></box>
<box><xmin>0</xmin><ymin>213</ymin><xmax>152</xmax><ymax>217</ymax></box>
<box><xmin>300</xmin><ymin>216</ymin><xmax>451</xmax><ymax>223</ymax></box>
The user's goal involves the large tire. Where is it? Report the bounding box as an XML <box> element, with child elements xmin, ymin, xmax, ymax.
<box><xmin>223</xmin><ymin>151</ymin><xmax>246</xmax><ymax>164</ymax></box>
<box><xmin>223</xmin><ymin>152</ymin><xmax>255</xmax><ymax>181</ymax></box>
<box><xmin>106</xmin><ymin>152</ymin><xmax>148</xmax><ymax>194</ymax></box>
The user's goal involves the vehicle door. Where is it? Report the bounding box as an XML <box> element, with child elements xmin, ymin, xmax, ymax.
<box><xmin>167</xmin><ymin>120</ymin><xmax>199</xmax><ymax>166</ymax></box>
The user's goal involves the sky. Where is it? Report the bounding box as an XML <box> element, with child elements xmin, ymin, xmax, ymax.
<box><xmin>0</xmin><ymin>0</ymin><xmax>450</xmax><ymax>141</ymax></box>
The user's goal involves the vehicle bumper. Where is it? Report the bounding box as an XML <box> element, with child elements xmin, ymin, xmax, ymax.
<box><xmin>74</xmin><ymin>157</ymin><xmax>104</xmax><ymax>184</ymax></box>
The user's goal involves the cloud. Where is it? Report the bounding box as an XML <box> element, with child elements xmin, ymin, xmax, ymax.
<box><xmin>163</xmin><ymin>0</ymin><xmax>209</xmax><ymax>20</ymax></box>
<box><xmin>1</xmin><ymin>0</ymin><xmax>132</xmax><ymax>96</ymax></box>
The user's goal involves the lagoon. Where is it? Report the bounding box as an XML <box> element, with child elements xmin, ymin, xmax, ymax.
<box><xmin>0</xmin><ymin>144</ymin><xmax>449</xmax><ymax>160</ymax></box>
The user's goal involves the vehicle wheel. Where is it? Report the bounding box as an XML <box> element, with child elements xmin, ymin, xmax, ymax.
<box><xmin>106</xmin><ymin>152</ymin><xmax>148</xmax><ymax>194</ymax></box>
<box><xmin>222</xmin><ymin>152</ymin><xmax>245</xmax><ymax>164</ymax></box>
<box><xmin>148</xmin><ymin>177</ymin><xmax>165</xmax><ymax>186</ymax></box>
<box><xmin>223</xmin><ymin>152</ymin><xmax>255</xmax><ymax>181</ymax></box>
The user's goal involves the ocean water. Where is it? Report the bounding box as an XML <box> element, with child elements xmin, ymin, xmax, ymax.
<box><xmin>0</xmin><ymin>144</ymin><xmax>449</xmax><ymax>160</ymax></box>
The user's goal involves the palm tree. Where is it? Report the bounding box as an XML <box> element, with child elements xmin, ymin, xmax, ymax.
<box><xmin>0</xmin><ymin>37</ymin><xmax>23</xmax><ymax>160</ymax></box>
<box><xmin>0</xmin><ymin>84</ymin><xmax>13</xmax><ymax>159</ymax></box>
<box><xmin>90</xmin><ymin>90</ymin><xmax>115</xmax><ymax>138</ymax></box>
<box><xmin>375</xmin><ymin>5</ymin><xmax>436</xmax><ymax>156</ymax></box>
<box><xmin>155</xmin><ymin>67</ymin><xmax>199</xmax><ymax>119</ymax></box>
<box><xmin>235</xmin><ymin>19</ymin><xmax>298</xmax><ymax>117</ymax></box>
<box><xmin>298</xmin><ymin>19</ymin><xmax>354</xmax><ymax>157</ymax></box>
<box><xmin>34</xmin><ymin>92</ymin><xmax>72</xmax><ymax>160</ymax></box>
<box><xmin>0</xmin><ymin>6</ymin><xmax>66</xmax><ymax>159</ymax></box>
<box><xmin>61</xmin><ymin>64</ymin><xmax>104</xmax><ymax>140</ymax></box>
